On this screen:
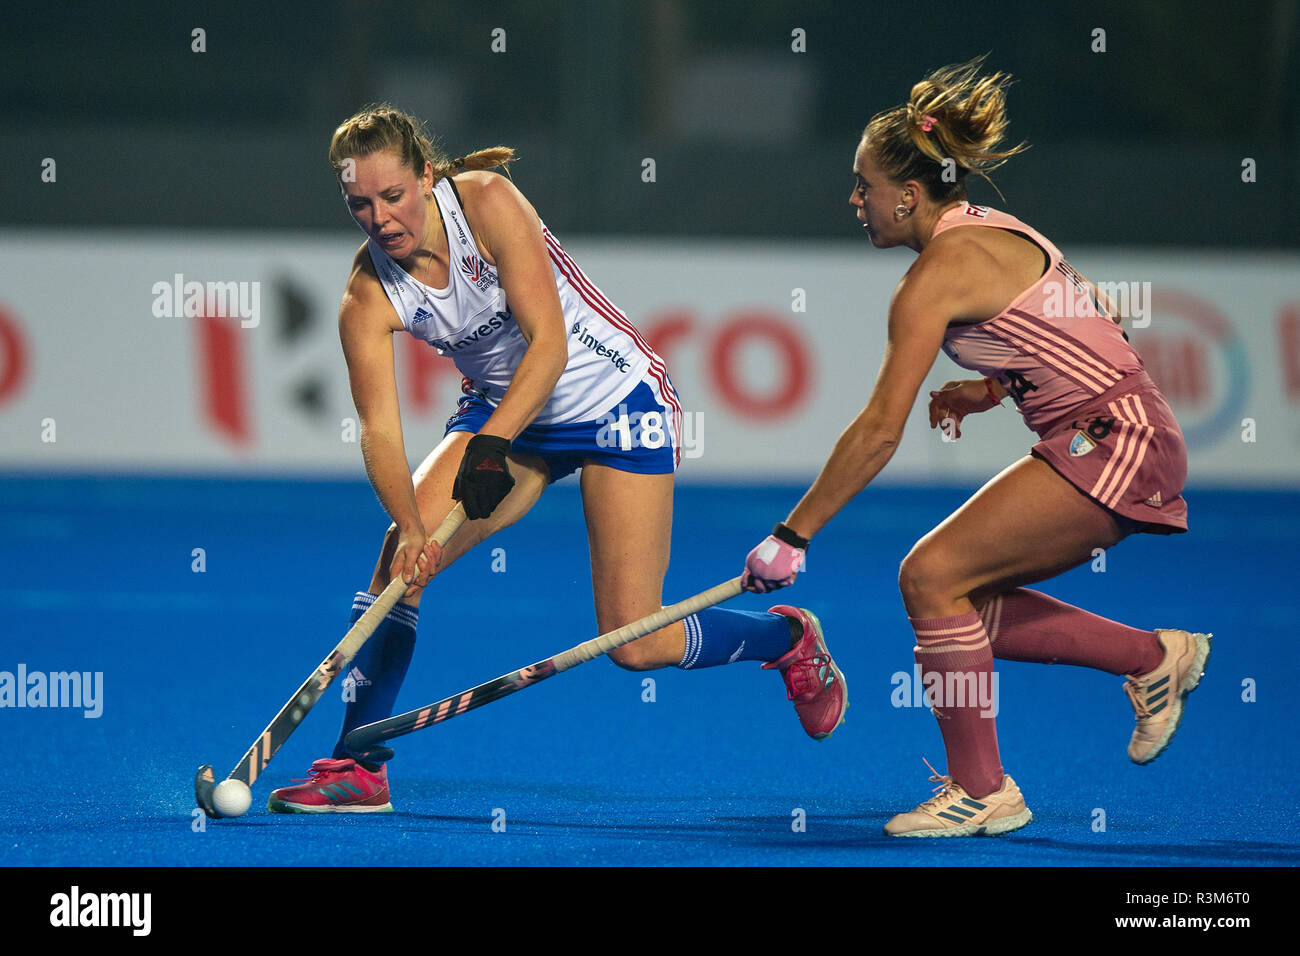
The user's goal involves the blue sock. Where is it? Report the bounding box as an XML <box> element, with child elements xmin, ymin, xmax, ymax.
<box><xmin>332</xmin><ymin>592</ymin><xmax>418</xmax><ymax>760</ymax></box>
<box><xmin>677</xmin><ymin>607</ymin><xmax>794</xmax><ymax>669</ymax></box>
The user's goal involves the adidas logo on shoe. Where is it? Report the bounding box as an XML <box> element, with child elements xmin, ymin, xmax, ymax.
<box><xmin>884</xmin><ymin>762</ymin><xmax>1033</xmax><ymax>838</ymax></box>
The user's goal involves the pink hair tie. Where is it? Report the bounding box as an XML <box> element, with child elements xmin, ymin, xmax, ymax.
<box><xmin>921</xmin><ymin>115</ymin><xmax>937</xmax><ymax>132</ymax></box>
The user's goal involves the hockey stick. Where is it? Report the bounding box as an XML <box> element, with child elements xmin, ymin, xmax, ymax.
<box><xmin>194</xmin><ymin>503</ymin><xmax>467</xmax><ymax>817</ymax></box>
<box><xmin>344</xmin><ymin>575</ymin><xmax>745</xmax><ymax>753</ymax></box>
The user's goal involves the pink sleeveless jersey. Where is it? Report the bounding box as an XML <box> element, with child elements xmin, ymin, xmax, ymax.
<box><xmin>936</xmin><ymin>204</ymin><xmax>1144</xmax><ymax>437</ymax></box>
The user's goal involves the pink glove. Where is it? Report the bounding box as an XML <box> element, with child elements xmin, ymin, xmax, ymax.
<box><xmin>742</xmin><ymin>523</ymin><xmax>809</xmax><ymax>593</ymax></box>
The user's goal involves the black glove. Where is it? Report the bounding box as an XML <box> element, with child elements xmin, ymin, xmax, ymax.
<box><xmin>453</xmin><ymin>434</ymin><xmax>515</xmax><ymax>520</ymax></box>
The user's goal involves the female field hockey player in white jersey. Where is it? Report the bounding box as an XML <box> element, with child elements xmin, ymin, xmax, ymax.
<box><xmin>267</xmin><ymin>106</ymin><xmax>848</xmax><ymax>813</ymax></box>
<box><xmin>741</xmin><ymin>58</ymin><xmax>1210</xmax><ymax>837</ymax></box>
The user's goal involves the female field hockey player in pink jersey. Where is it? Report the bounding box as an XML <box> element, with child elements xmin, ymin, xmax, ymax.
<box><xmin>742</xmin><ymin>58</ymin><xmax>1210</xmax><ymax>837</ymax></box>
<box><xmin>267</xmin><ymin>106</ymin><xmax>848</xmax><ymax>813</ymax></box>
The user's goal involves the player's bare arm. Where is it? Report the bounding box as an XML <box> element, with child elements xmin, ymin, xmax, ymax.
<box><xmin>459</xmin><ymin>172</ymin><xmax>568</xmax><ymax>442</ymax></box>
<box><xmin>338</xmin><ymin>252</ymin><xmax>436</xmax><ymax>588</ymax></box>
<box><xmin>783</xmin><ymin>239</ymin><xmax>989</xmax><ymax>539</ymax></box>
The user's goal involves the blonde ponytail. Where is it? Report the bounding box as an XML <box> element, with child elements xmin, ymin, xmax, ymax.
<box><xmin>429</xmin><ymin>146</ymin><xmax>517</xmax><ymax>182</ymax></box>
<box><xmin>865</xmin><ymin>55</ymin><xmax>1028</xmax><ymax>202</ymax></box>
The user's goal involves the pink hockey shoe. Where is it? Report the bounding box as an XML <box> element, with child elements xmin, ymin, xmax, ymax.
<box><xmin>762</xmin><ymin>606</ymin><xmax>848</xmax><ymax>740</ymax></box>
<box><xmin>267</xmin><ymin>757</ymin><xmax>393</xmax><ymax>813</ymax></box>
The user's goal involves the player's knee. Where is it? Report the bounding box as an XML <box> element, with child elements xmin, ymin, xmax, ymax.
<box><xmin>606</xmin><ymin>617</ymin><xmax>667</xmax><ymax>671</ymax></box>
<box><xmin>604</xmin><ymin>614</ymin><xmax>679</xmax><ymax>670</ymax></box>
<box><xmin>898</xmin><ymin>542</ymin><xmax>952</xmax><ymax>608</ymax></box>
<box><xmin>607</xmin><ymin>642</ymin><xmax>660</xmax><ymax>672</ymax></box>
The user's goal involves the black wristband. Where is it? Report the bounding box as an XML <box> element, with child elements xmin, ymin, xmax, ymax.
<box><xmin>772</xmin><ymin>522</ymin><xmax>810</xmax><ymax>551</ymax></box>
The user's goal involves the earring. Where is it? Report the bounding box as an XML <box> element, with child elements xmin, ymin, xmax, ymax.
<box><xmin>894</xmin><ymin>203</ymin><xmax>912</xmax><ymax>220</ymax></box>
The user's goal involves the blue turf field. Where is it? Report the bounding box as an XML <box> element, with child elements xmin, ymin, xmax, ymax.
<box><xmin>1</xmin><ymin>475</ymin><xmax>1296</xmax><ymax>867</ymax></box>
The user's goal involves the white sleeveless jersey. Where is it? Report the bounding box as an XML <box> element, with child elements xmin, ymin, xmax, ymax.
<box><xmin>367</xmin><ymin>176</ymin><xmax>669</xmax><ymax>426</ymax></box>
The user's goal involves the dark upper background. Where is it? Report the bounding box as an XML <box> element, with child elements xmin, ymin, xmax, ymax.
<box><xmin>4</xmin><ymin>0</ymin><xmax>1297</xmax><ymax>245</ymax></box>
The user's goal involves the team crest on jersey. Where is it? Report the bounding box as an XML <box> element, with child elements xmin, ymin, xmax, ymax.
<box><xmin>460</xmin><ymin>254</ymin><xmax>497</xmax><ymax>291</ymax></box>
<box><xmin>412</xmin><ymin>307</ymin><xmax>433</xmax><ymax>325</ymax></box>
<box><xmin>964</xmin><ymin>205</ymin><xmax>990</xmax><ymax>218</ymax></box>
<box><xmin>1069</xmin><ymin>431</ymin><xmax>1097</xmax><ymax>457</ymax></box>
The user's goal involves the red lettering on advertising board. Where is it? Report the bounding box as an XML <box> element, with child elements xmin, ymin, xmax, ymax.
<box><xmin>1138</xmin><ymin>336</ymin><xmax>1208</xmax><ymax>405</ymax></box>
<box><xmin>0</xmin><ymin>305</ymin><xmax>28</xmax><ymax>404</ymax></box>
<box><xmin>1278</xmin><ymin>304</ymin><xmax>1300</xmax><ymax>400</ymax></box>
<box><xmin>711</xmin><ymin>313</ymin><xmax>810</xmax><ymax>418</ymax></box>
<box><xmin>403</xmin><ymin>339</ymin><xmax>457</xmax><ymax>413</ymax></box>
<box><xmin>643</xmin><ymin>310</ymin><xmax>812</xmax><ymax>420</ymax></box>
<box><xmin>198</xmin><ymin>313</ymin><xmax>250</xmax><ymax>444</ymax></box>
<box><xmin>645</xmin><ymin>311</ymin><xmax>693</xmax><ymax>370</ymax></box>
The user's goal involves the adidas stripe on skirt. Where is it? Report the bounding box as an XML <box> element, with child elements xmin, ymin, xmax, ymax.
<box><xmin>1029</xmin><ymin>371</ymin><xmax>1188</xmax><ymax>535</ymax></box>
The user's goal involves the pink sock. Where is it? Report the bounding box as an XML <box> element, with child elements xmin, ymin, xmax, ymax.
<box><xmin>911</xmin><ymin>611</ymin><xmax>1003</xmax><ymax>799</ymax></box>
<box><xmin>978</xmin><ymin>589</ymin><xmax>1163</xmax><ymax>676</ymax></box>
